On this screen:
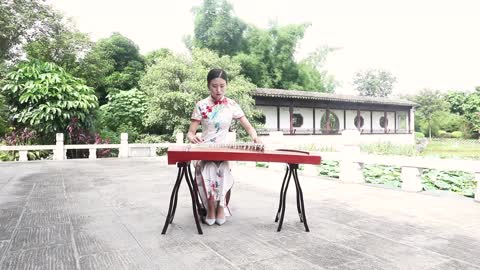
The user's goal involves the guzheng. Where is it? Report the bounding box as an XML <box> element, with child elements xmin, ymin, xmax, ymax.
<box><xmin>162</xmin><ymin>143</ymin><xmax>321</xmax><ymax>234</ymax></box>
<box><xmin>167</xmin><ymin>143</ymin><xmax>321</xmax><ymax>165</ymax></box>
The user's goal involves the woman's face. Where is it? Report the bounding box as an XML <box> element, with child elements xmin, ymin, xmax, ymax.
<box><xmin>208</xmin><ymin>77</ymin><xmax>227</xmax><ymax>101</ymax></box>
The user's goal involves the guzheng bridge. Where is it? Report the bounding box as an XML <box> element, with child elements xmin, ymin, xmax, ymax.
<box><xmin>0</xmin><ymin>133</ymin><xmax>479</xmax><ymax>269</ymax></box>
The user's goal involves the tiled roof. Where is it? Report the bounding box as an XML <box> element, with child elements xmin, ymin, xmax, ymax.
<box><xmin>254</xmin><ymin>88</ymin><xmax>417</xmax><ymax>107</ymax></box>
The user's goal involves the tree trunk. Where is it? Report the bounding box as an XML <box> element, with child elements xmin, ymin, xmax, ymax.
<box><xmin>428</xmin><ymin>119</ymin><xmax>432</xmax><ymax>139</ymax></box>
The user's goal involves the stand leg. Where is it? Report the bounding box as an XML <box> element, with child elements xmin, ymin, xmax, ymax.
<box><xmin>187</xmin><ymin>165</ymin><xmax>206</xmax><ymax>218</ymax></box>
<box><xmin>292</xmin><ymin>167</ymin><xmax>309</xmax><ymax>232</ymax></box>
<box><xmin>275</xmin><ymin>166</ymin><xmax>289</xmax><ymax>222</ymax></box>
<box><xmin>277</xmin><ymin>167</ymin><xmax>293</xmax><ymax>232</ymax></box>
<box><xmin>185</xmin><ymin>164</ymin><xmax>203</xmax><ymax>234</ymax></box>
<box><xmin>293</xmin><ymin>168</ymin><xmax>303</xmax><ymax>223</ymax></box>
<box><xmin>169</xmin><ymin>166</ymin><xmax>185</xmax><ymax>224</ymax></box>
<box><xmin>162</xmin><ymin>164</ymin><xmax>185</xmax><ymax>234</ymax></box>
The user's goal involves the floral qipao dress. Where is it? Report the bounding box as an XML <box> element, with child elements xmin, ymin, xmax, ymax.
<box><xmin>191</xmin><ymin>96</ymin><xmax>245</xmax><ymax>216</ymax></box>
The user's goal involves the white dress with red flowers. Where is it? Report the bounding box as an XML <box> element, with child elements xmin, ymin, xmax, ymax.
<box><xmin>191</xmin><ymin>96</ymin><xmax>245</xmax><ymax>215</ymax></box>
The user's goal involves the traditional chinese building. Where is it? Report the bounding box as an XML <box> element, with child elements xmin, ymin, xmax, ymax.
<box><xmin>253</xmin><ymin>88</ymin><xmax>417</xmax><ymax>145</ymax></box>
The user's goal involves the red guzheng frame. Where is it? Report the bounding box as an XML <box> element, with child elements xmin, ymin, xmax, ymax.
<box><xmin>162</xmin><ymin>145</ymin><xmax>322</xmax><ymax>235</ymax></box>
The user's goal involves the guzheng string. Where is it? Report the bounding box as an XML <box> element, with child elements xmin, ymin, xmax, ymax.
<box><xmin>190</xmin><ymin>143</ymin><xmax>265</xmax><ymax>152</ymax></box>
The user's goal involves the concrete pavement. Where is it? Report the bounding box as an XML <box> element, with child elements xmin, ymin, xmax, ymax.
<box><xmin>0</xmin><ymin>158</ymin><xmax>479</xmax><ymax>269</ymax></box>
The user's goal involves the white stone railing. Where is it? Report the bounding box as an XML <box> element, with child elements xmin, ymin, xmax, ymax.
<box><xmin>1</xmin><ymin>131</ymin><xmax>479</xmax><ymax>202</ymax></box>
<box><xmin>262</xmin><ymin>130</ymin><xmax>480</xmax><ymax>202</ymax></box>
<box><xmin>0</xmin><ymin>133</ymin><xmax>184</xmax><ymax>161</ymax></box>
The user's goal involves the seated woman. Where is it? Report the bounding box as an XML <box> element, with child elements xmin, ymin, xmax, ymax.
<box><xmin>187</xmin><ymin>68</ymin><xmax>259</xmax><ymax>226</ymax></box>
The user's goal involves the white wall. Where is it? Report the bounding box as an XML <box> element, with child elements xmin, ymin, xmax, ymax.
<box><xmin>410</xmin><ymin>108</ymin><xmax>415</xmax><ymax>133</ymax></box>
<box><xmin>396</xmin><ymin>111</ymin><xmax>408</xmax><ymax>132</ymax></box>
<box><xmin>345</xmin><ymin>110</ymin><xmax>372</xmax><ymax>132</ymax></box>
<box><xmin>331</xmin><ymin>109</ymin><xmax>344</xmax><ymax>130</ymax></box>
<box><xmin>257</xmin><ymin>105</ymin><xmax>411</xmax><ymax>135</ymax></box>
<box><xmin>345</xmin><ymin>110</ymin><xmax>356</xmax><ymax>130</ymax></box>
<box><xmin>315</xmin><ymin>109</ymin><xmax>325</xmax><ymax>133</ymax></box>
<box><xmin>293</xmin><ymin>107</ymin><xmax>313</xmax><ymax>129</ymax></box>
<box><xmin>360</xmin><ymin>111</ymin><xmax>371</xmax><ymax>133</ymax></box>
<box><xmin>279</xmin><ymin>107</ymin><xmax>290</xmax><ymax>129</ymax></box>
<box><xmin>372</xmin><ymin>111</ymin><xmax>385</xmax><ymax>133</ymax></box>
<box><xmin>256</xmin><ymin>105</ymin><xmax>277</xmax><ymax>129</ymax></box>
<box><xmin>260</xmin><ymin>133</ymin><xmax>415</xmax><ymax>149</ymax></box>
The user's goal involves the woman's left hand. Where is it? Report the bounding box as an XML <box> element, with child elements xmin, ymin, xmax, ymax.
<box><xmin>253</xmin><ymin>136</ymin><xmax>261</xmax><ymax>144</ymax></box>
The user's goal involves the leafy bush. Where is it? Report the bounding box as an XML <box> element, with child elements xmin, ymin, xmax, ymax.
<box><xmin>315</xmin><ymin>159</ymin><xmax>476</xmax><ymax>198</ymax></box>
<box><xmin>451</xmin><ymin>131</ymin><xmax>463</xmax><ymax>138</ymax></box>
<box><xmin>98</xmin><ymin>88</ymin><xmax>147</xmax><ymax>132</ymax></box>
<box><xmin>317</xmin><ymin>160</ymin><xmax>339</xmax><ymax>178</ymax></box>
<box><xmin>415</xmin><ymin>132</ymin><xmax>425</xmax><ymax>139</ymax></box>
<box><xmin>1</xmin><ymin>127</ymin><xmax>50</xmax><ymax>161</ymax></box>
<box><xmin>116</xmin><ymin>123</ymin><xmax>140</xmax><ymax>143</ymax></box>
<box><xmin>3</xmin><ymin>127</ymin><xmax>36</xmax><ymax>145</ymax></box>
<box><xmin>436</xmin><ymin>111</ymin><xmax>468</xmax><ymax>133</ymax></box>
<box><xmin>134</xmin><ymin>134</ymin><xmax>173</xmax><ymax>156</ymax></box>
<box><xmin>1</xmin><ymin>60</ymin><xmax>98</xmax><ymax>138</ymax></box>
<box><xmin>0</xmin><ymin>94</ymin><xmax>8</xmax><ymax>137</ymax></box>
<box><xmin>437</xmin><ymin>130</ymin><xmax>447</xmax><ymax>137</ymax></box>
<box><xmin>422</xmin><ymin>169</ymin><xmax>475</xmax><ymax>197</ymax></box>
<box><xmin>135</xmin><ymin>134</ymin><xmax>171</xmax><ymax>143</ymax></box>
<box><xmin>255</xmin><ymin>162</ymin><xmax>269</xmax><ymax>168</ymax></box>
<box><xmin>363</xmin><ymin>165</ymin><xmax>401</xmax><ymax>188</ymax></box>
<box><xmin>66</xmin><ymin>117</ymin><xmax>112</xmax><ymax>158</ymax></box>
<box><xmin>0</xmin><ymin>150</ymin><xmax>15</xmax><ymax>161</ymax></box>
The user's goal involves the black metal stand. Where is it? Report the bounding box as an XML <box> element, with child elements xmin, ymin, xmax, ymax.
<box><xmin>161</xmin><ymin>162</ymin><xmax>203</xmax><ymax>235</ymax></box>
<box><xmin>274</xmin><ymin>164</ymin><xmax>309</xmax><ymax>232</ymax></box>
<box><xmin>162</xmin><ymin>162</ymin><xmax>309</xmax><ymax>234</ymax></box>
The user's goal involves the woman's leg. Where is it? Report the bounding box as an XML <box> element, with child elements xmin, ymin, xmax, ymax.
<box><xmin>207</xmin><ymin>199</ymin><xmax>216</xmax><ymax>219</ymax></box>
<box><xmin>216</xmin><ymin>202</ymin><xmax>225</xmax><ymax>219</ymax></box>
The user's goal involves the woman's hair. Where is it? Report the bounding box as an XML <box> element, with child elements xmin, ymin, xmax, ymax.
<box><xmin>207</xmin><ymin>68</ymin><xmax>228</xmax><ymax>85</ymax></box>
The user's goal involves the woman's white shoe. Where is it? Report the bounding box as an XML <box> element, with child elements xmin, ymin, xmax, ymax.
<box><xmin>215</xmin><ymin>218</ymin><xmax>226</xmax><ymax>225</ymax></box>
<box><xmin>205</xmin><ymin>218</ymin><xmax>216</xmax><ymax>226</ymax></box>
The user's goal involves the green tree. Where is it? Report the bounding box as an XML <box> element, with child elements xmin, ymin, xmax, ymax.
<box><xmin>236</xmin><ymin>23</ymin><xmax>310</xmax><ymax>89</ymax></box>
<box><xmin>445</xmin><ymin>91</ymin><xmax>467</xmax><ymax>115</ymax></box>
<box><xmin>140</xmin><ymin>48</ymin><xmax>258</xmax><ymax>138</ymax></box>
<box><xmin>0</xmin><ymin>93</ymin><xmax>8</xmax><ymax>136</ymax></box>
<box><xmin>190</xmin><ymin>1</ymin><xmax>335</xmax><ymax>92</ymax></box>
<box><xmin>461</xmin><ymin>88</ymin><xmax>480</xmax><ymax>135</ymax></box>
<box><xmin>192</xmin><ymin>0</ymin><xmax>247</xmax><ymax>56</ymax></box>
<box><xmin>411</xmin><ymin>89</ymin><xmax>448</xmax><ymax>139</ymax></box>
<box><xmin>76</xmin><ymin>33</ymin><xmax>145</xmax><ymax>104</ymax></box>
<box><xmin>98</xmin><ymin>88</ymin><xmax>147</xmax><ymax>132</ymax></box>
<box><xmin>144</xmin><ymin>48</ymin><xmax>174</xmax><ymax>67</ymax></box>
<box><xmin>353</xmin><ymin>69</ymin><xmax>396</xmax><ymax>97</ymax></box>
<box><xmin>0</xmin><ymin>0</ymin><xmax>61</xmax><ymax>62</ymax></box>
<box><xmin>294</xmin><ymin>46</ymin><xmax>339</xmax><ymax>92</ymax></box>
<box><xmin>1</xmin><ymin>60</ymin><xmax>98</xmax><ymax>140</ymax></box>
<box><xmin>24</xmin><ymin>26</ymin><xmax>92</xmax><ymax>73</ymax></box>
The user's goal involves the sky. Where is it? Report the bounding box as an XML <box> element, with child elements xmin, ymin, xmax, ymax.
<box><xmin>48</xmin><ymin>0</ymin><xmax>480</xmax><ymax>96</ymax></box>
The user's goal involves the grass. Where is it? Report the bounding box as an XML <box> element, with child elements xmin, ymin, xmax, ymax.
<box><xmin>360</xmin><ymin>139</ymin><xmax>480</xmax><ymax>160</ymax></box>
<box><xmin>421</xmin><ymin>139</ymin><xmax>480</xmax><ymax>159</ymax></box>
<box><xmin>360</xmin><ymin>142</ymin><xmax>417</xmax><ymax>156</ymax></box>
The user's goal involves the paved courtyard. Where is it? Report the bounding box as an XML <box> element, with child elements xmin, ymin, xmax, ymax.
<box><xmin>0</xmin><ymin>158</ymin><xmax>479</xmax><ymax>269</ymax></box>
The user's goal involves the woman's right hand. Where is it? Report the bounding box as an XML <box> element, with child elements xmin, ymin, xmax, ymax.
<box><xmin>188</xmin><ymin>133</ymin><xmax>203</xmax><ymax>144</ymax></box>
<box><xmin>187</xmin><ymin>120</ymin><xmax>203</xmax><ymax>144</ymax></box>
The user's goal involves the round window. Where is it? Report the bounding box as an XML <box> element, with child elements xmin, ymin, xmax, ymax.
<box><xmin>354</xmin><ymin>115</ymin><xmax>364</xmax><ymax>128</ymax></box>
<box><xmin>320</xmin><ymin>112</ymin><xmax>340</xmax><ymax>133</ymax></box>
<box><xmin>379</xmin><ymin>116</ymin><xmax>388</xmax><ymax>128</ymax></box>
<box><xmin>292</xmin><ymin>113</ymin><xmax>303</xmax><ymax>128</ymax></box>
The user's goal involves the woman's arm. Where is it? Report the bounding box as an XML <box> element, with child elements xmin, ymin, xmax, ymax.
<box><xmin>238</xmin><ymin>116</ymin><xmax>260</xmax><ymax>143</ymax></box>
<box><xmin>187</xmin><ymin>120</ymin><xmax>203</xmax><ymax>144</ymax></box>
